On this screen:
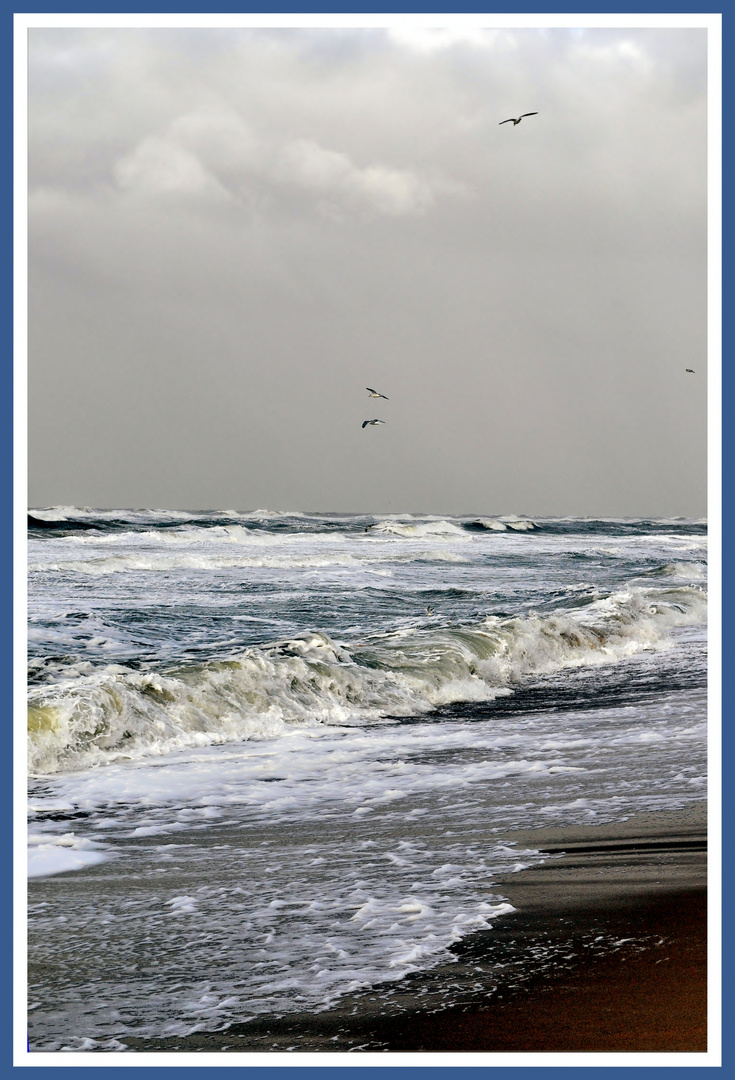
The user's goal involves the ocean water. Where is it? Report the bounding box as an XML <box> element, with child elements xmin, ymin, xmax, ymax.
<box><xmin>27</xmin><ymin>509</ymin><xmax>707</xmax><ymax>1051</ymax></box>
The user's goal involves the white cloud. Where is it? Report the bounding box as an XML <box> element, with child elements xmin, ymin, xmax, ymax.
<box><xmin>111</xmin><ymin>107</ymin><xmax>447</xmax><ymax>217</ymax></box>
<box><xmin>275</xmin><ymin>138</ymin><xmax>436</xmax><ymax>216</ymax></box>
<box><xmin>169</xmin><ymin>109</ymin><xmax>262</xmax><ymax>174</ymax></box>
<box><xmin>387</xmin><ymin>26</ymin><xmax>508</xmax><ymax>53</ymax></box>
<box><xmin>114</xmin><ymin>135</ymin><xmax>230</xmax><ymax>200</ymax></box>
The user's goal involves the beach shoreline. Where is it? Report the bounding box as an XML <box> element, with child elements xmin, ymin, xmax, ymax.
<box><xmin>367</xmin><ymin>887</ymin><xmax>707</xmax><ymax>1054</ymax></box>
<box><xmin>355</xmin><ymin>802</ymin><xmax>708</xmax><ymax>1054</ymax></box>
<box><xmin>117</xmin><ymin>802</ymin><xmax>707</xmax><ymax>1055</ymax></box>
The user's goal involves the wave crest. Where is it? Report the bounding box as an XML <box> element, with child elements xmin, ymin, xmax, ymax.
<box><xmin>28</xmin><ymin>585</ymin><xmax>706</xmax><ymax>776</ymax></box>
<box><xmin>372</xmin><ymin>519</ymin><xmax>468</xmax><ymax>538</ymax></box>
<box><xmin>465</xmin><ymin>517</ymin><xmax>536</xmax><ymax>532</ymax></box>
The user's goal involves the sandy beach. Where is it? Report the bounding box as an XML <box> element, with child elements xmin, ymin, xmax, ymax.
<box><xmin>360</xmin><ymin>805</ymin><xmax>708</xmax><ymax>1054</ymax></box>
<box><xmin>371</xmin><ymin>889</ymin><xmax>707</xmax><ymax>1053</ymax></box>
<box><xmin>118</xmin><ymin>803</ymin><xmax>707</xmax><ymax>1055</ymax></box>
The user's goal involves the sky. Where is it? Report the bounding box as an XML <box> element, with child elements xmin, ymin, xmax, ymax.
<box><xmin>27</xmin><ymin>23</ymin><xmax>709</xmax><ymax>516</ymax></box>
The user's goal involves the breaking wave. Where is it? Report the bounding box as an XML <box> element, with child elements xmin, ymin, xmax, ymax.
<box><xmin>465</xmin><ymin>517</ymin><xmax>537</xmax><ymax>532</ymax></box>
<box><xmin>28</xmin><ymin>585</ymin><xmax>706</xmax><ymax>775</ymax></box>
<box><xmin>29</xmin><ymin>548</ymin><xmax>469</xmax><ymax>576</ymax></box>
<box><xmin>641</xmin><ymin>562</ymin><xmax>706</xmax><ymax>580</ymax></box>
<box><xmin>372</xmin><ymin>519</ymin><xmax>468</xmax><ymax>538</ymax></box>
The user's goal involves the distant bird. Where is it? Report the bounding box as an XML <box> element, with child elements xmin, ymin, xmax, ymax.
<box><xmin>426</xmin><ymin>605</ymin><xmax>434</xmax><ymax>616</ymax></box>
<box><xmin>685</xmin><ymin>368</ymin><xmax>696</xmax><ymax>373</ymax></box>
<box><xmin>499</xmin><ymin>112</ymin><xmax>538</xmax><ymax>126</ymax></box>
<box><xmin>366</xmin><ymin>387</ymin><xmax>389</xmax><ymax>399</ymax></box>
<box><xmin>362</xmin><ymin>419</ymin><xmax>386</xmax><ymax>429</ymax></box>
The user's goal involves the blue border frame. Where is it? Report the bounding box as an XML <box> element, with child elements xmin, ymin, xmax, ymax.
<box><xmin>12</xmin><ymin>2</ymin><xmax>726</xmax><ymax>1076</ymax></box>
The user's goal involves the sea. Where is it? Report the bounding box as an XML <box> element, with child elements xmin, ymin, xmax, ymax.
<box><xmin>26</xmin><ymin>508</ymin><xmax>707</xmax><ymax>1052</ymax></box>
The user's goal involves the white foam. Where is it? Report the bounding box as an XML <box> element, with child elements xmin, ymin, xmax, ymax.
<box><xmin>373</xmin><ymin>518</ymin><xmax>468</xmax><ymax>538</ymax></box>
<box><xmin>27</xmin><ymin>686</ymin><xmax>705</xmax><ymax>1030</ymax></box>
<box><xmin>29</xmin><ymin>546</ymin><xmax>470</xmax><ymax>575</ymax></box>
<box><xmin>470</xmin><ymin>518</ymin><xmax>508</xmax><ymax>531</ymax></box>
<box><xmin>27</xmin><ymin>832</ymin><xmax>110</xmax><ymax>878</ymax></box>
<box><xmin>168</xmin><ymin>896</ymin><xmax>199</xmax><ymax>914</ymax></box>
<box><xmin>499</xmin><ymin>516</ymin><xmax>536</xmax><ymax>531</ymax></box>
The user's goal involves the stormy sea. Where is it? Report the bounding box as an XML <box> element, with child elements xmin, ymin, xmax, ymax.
<box><xmin>27</xmin><ymin>509</ymin><xmax>707</xmax><ymax>1052</ymax></box>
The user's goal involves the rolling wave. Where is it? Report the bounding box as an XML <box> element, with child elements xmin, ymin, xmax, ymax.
<box><xmin>29</xmin><ymin>548</ymin><xmax>469</xmax><ymax>576</ymax></box>
<box><xmin>373</xmin><ymin>519</ymin><xmax>468</xmax><ymax>538</ymax></box>
<box><xmin>28</xmin><ymin>585</ymin><xmax>706</xmax><ymax>775</ymax></box>
<box><xmin>465</xmin><ymin>517</ymin><xmax>537</xmax><ymax>532</ymax></box>
<box><xmin>641</xmin><ymin>562</ymin><xmax>707</xmax><ymax>580</ymax></box>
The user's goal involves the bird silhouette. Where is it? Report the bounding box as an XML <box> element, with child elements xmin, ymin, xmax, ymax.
<box><xmin>366</xmin><ymin>387</ymin><xmax>389</xmax><ymax>399</ymax></box>
<box><xmin>362</xmin><ymin>419</ymin><xmax>386</xmax><ymax>429</ymax></box>
<box><xmin>500</xmin><ymin>112</ymin><xmax>538</xmax><ymax>126</ymax></box>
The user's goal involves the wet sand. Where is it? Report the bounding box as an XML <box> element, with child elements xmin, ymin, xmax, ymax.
<box><xmin>366</xmin><ymin>803</ymin><xmax>708</xmax><ymax>1053</ymax></box>
<box><xmin>122</xmin><ymin>803</ymin><xmax>707</xmax><ymax>1055</ymax></box>
<box><xmin>361</xmin><ymin>888</ymin><xmax>706</xmax><ymax>1053</ymax></box>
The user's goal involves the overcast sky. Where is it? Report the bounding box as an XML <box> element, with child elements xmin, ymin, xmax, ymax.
<box><xmin>27</xmin><ymin>24</ymin><xmax>709</xmax><ymax>516</ymax></box>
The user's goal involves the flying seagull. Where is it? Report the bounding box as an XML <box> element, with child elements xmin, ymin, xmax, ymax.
<box><xmin>685</xmin><ymin>368</ymin><xmax>695</xmax><ymax>373</ymax></box>
<box><xmin>499</xmin><ymin>112</ymin><xmax>538</xmax><ymax>126</ymax></box>
<box><xmin>362</xmin><ymin>419</ymin><xmax>386</xmax><ymax>429</ymax></box>
<box><xmin>366</xmin><ymin>387</ymin><xmax>389</xmax><ymax>399</ymax></box>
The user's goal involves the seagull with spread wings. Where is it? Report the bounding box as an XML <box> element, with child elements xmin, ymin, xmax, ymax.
<box><xmin>500</xmin><ymin>112</ymin><xmax>538</xmax><ymax>126</ymax></box>
<box><xmin>366</xmin><ymin>387</ymin><xmax>389</xmax><ymax>399</ymax></box>
<box><xmin>362</xmin><ymin>419</ymin><xmax>386</xmax><ymax>429</ymax></box>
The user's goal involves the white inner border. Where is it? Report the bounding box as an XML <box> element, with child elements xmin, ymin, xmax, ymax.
<box><xmin>15</xmin><ymin>10</ymin><xmax>722</xmax><ymax>1069</ymax></box>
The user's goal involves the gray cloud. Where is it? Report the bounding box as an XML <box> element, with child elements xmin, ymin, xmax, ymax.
<box><xmin>28</xmin><ymin>26</ymin><xmax>708</xmax><ymax>515</ymax></box>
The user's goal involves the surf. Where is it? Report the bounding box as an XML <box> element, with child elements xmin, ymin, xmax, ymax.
<box><xmin>28</xmin><ymin>584</ymin><xmax>706</xmax><ymax>775</ymax></box>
